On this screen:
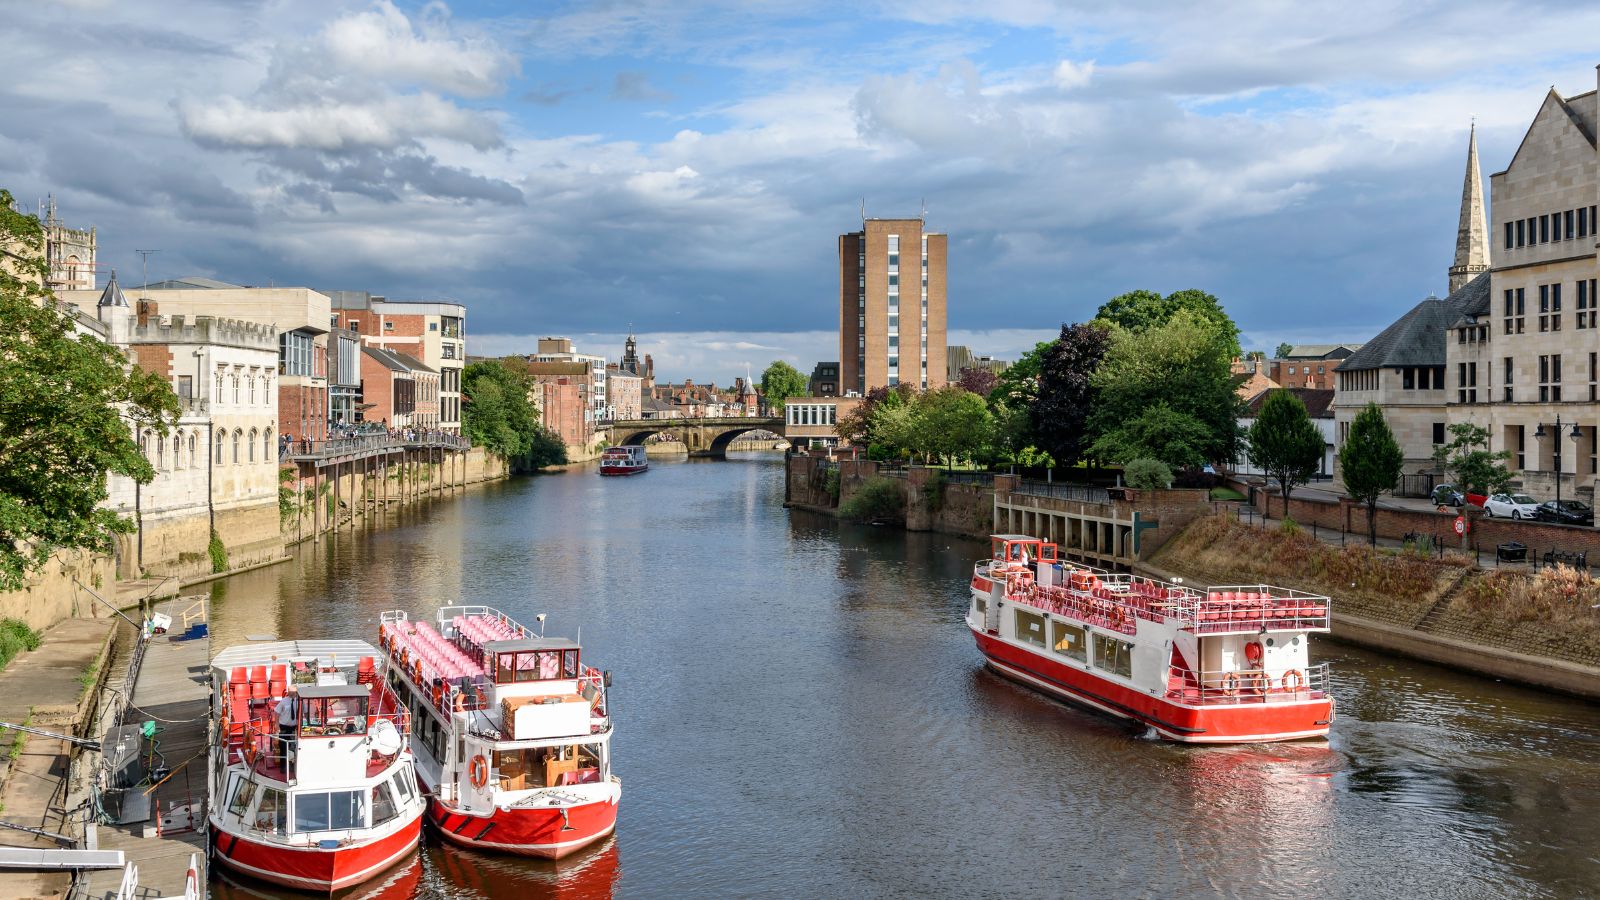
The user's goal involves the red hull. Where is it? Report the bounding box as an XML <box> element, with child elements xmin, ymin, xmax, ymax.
<box><xmin>427</xmin><ymin>796</ymin><xmax>617</xmax><ymax>858</ymax></box>
<box><xmin>210</xmin><ymin>815</ymin><xmax>422</xmax><ymax>893</ymax></box>
<box><xmin>599</xmin><ymin>465</ymin><xmax>647</xmax><ymax>476</ymax></box>
<box><xmin>971</xmin><ymin>628</ymin><xmax>1332</xmax><ymax>743</ymax></box>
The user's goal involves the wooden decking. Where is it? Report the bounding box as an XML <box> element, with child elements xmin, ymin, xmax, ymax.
<box><xmin>77</xmin><ymin>601</ymin><xmax>209</xmax><ymax>900</ymax></box>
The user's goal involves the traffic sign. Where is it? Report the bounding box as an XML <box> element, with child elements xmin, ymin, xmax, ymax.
<box><xmin>1453</xmin><ymin>515</ymin><xmax>1468</xmax><ymax>536</ymax></box>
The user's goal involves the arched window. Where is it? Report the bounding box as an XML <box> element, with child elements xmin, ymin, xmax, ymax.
<box><xmin>188</xmin><ymin>433</ymin><xmax>197</xmax><ymax>468</ymax></box>
<box><xmin>232</xmin><ymin>431</ymin><xmax>240</xmax><ymax>464</ymax></box>
<box><xmin>232</xmin><ymin>374</ymin><xmax>239</xmax><ymax>403</ymax></box>
<box><xmin>263</xmin><ymin>428</ymin><xmax>273</xmax><ymax>461</ymax></box>
<box><xmin>248</xmin><ymin>428</ymin><xmax>257</xmax><ymax>462</ymax></box>
<box><xmin>216</xmin><ymin>429</ymin><xmax>226</xmax><ymax>465</ymax></box>
<box><xmin>172</xmin><ymin>430</ymin><xmax>183</xmax><ymax>469</ymax></box>
<box><xmin>155</xmin><ymin>433</ymin><xmax>165</xmax><ymax>470</ymax></box>
<box><xmin>215</xmin><ymin>373</ymin><xmax>224</xmax><ymax>403</ymax></box>
<box><xmin>248</xmin><ymin>374</ymin><xmax>255</xmax><ymax>405</ymax></box>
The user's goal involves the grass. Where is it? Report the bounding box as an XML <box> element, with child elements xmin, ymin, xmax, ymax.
<box><xmin>0</xmin><ymin>619</ymin><xmax>41</xmax><ymax>674</ymax></box>
<box><xmin>1209</xmin><ymin>486</ymin><xmax>1246</xmax><ymax>502</ymax></box>
<box><xmin>1457</xmin><ymin>566</ymin><xmax>1600</xmax><ymax>658</ymax></box>
<box><xmin>76</xmin><ymin>651</ymin><xmax>103</xmax><ymax>701</ymax></box>
<box><xmin>2</xmin><ymin>708</ymin><xmax>32</xmax><ymax>765</ymax></box>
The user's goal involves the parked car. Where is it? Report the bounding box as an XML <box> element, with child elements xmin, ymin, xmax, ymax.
<box><xmin>1431</xmin><ymin>484</ymin><xmax>1464</xmax><ymax>507</ymax></box>
<box><xmin>1484</xmin><ymin>493</ymin><xmax>1541</xmax><ymax>519</ymax></box>
<box><xmin>1536</xmin><ymin>499</ymin><xmax>1594</xmax><ymax>526</ymax></box>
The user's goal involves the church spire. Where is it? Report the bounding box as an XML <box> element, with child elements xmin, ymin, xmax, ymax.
<box><xmin>1449</xmin><ymin>121</ymin><xmax>1490</xmax><ymax>293</ymax></box>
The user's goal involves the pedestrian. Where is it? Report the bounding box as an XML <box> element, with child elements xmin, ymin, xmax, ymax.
<box><xmin>274</xmin><ymin>689</ymin><xmax>297</xmax><ymax>768</ymax></box>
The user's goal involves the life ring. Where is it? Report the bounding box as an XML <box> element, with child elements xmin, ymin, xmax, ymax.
<box><xmin>1281</xmin><ymin>669</ymin><xmax>1305</xmax><ymax>692</ymax></box>
<box><xmin>468</xmin><ymin>754</ymin><xmax>489</xmax><ymax>789</ymax></box>
<box><xmin>243</xmin><ymin>742</ymin><xmax>258</xmax><ymax>767</ymax></box>
<box><xmin>1220</xmin><ymin>672</ymin><xmax>1241</xmax><ymax>696</ymax></box>
<box><xmin>1244</xmin><ymin>641</ymin><xmax>1264</xmax><ymax>665</ymax></box>
<box><xmin>452</xmin><ymin>691</ymin><xmax>465</xmax><ymax>713</ymax></box>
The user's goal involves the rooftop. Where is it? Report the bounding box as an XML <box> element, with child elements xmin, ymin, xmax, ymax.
<box><xmin>1336</xmin><ymin>273</ymin><xmax>1488</xmax><ymax>372</ymax></box>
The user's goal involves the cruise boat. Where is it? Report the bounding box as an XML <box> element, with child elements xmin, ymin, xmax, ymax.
<box><xmin>967</xmin><ymin>535</ymin><xmax>1334</xmax><ymax>743</ymax></box>
<box><xmin>599</xmin><ymin>446</ymin><xmax>648</xmax><ymax>476</ymax></box>
<box><xmin>377</xmin><ymin>607</ymin><xmax>620</xmax><ymax>858</ymax></box>
<box><xmin>208</xmin><ymin>640</ymin><xmax>426</xmax><ymax>892</ymax></box>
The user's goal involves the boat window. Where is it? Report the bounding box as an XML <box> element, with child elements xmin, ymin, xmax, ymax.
<box><xmin>974</xmin><ymin>594</ymin><xmax>986</xmax><ymax>616</ymax></box>
<box><xmin>299</xmin><ymin>696</ymin><xmax>368</xmax><ymax>736</ymax></box>
<box><xmin>294</xmin><ymin>789</ymin><xmax>364</xmax><ymax>833</ymax></box>
<box><xmin>254</xmin><ymin>787</ymin><xmax>287</xmax><ymax>834</ymax></box>
<box><xmin>496</xmin><ymin>653</ymin><xmax>515</xmax><ymax>683</ymax></box>
<box><xmin>1092</xmin><ymin>633</ymin><xmax>1134</xmax><ymax>678</ymax></box>
<box><xmin>228</xmin><ymin>776</ymin><xmax>257</xmax><ymax>819</ymax></box>
<box><xmin>392</xmin><ymin>769</ymin><xmax>414</xmax><ymax>803</ymax></box>
<box><xmin>1052</xmin><ymin>621</ymin><xmax>1087</xmax><ymax>662</ymax></box>
<box><xmin>1014</xmin><ymin>610</ymin><xmax>1046</xmax><ymax>647</ymax></box>
<box><xmin>371</xmin><ymin>781</ymin><xmax>399</xmax><ymax>826</ymax></box>
<box><xmin>563</xmin><ymin>650</ymin><xmax>580</xmax><ymax>678</ymax></box>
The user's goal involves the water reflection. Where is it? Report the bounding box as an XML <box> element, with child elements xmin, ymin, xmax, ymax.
<box><xmin>205</xmin><ymin>453</ymin><xmax>1600</xmax><ymax>898</ymax></box>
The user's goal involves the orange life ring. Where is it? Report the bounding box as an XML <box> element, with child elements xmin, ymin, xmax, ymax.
<box><xmin>468</xmin><ymin>754</ymin><xmax>489</xmax><ymax>789</ymax></box>
<box><xmin>1220</xmin><ymin>672</ymin><xmax>1241</xmax><ymax>696</ymax></box>
<box><xmin>1281</xmin><ymin>669</ymin><xmax>1305</xmax><ymax>692</ymax></box>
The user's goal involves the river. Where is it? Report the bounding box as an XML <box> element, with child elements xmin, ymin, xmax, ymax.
<box><xmin>203</xmin><ymin>452</ymin><xmax>1600</xmax><ymax>899</ymax></box>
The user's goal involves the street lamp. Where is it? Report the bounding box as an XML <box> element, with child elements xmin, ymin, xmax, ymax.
<box><xmin>1533</xmin><ymin>416</ymin><xmax>1583</xmax><ymax>508</ymax></box>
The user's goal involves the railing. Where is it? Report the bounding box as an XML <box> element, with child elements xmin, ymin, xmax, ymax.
<box><xmin>282</xmin><ymin>432</ymin><xmax>470</xmax><ymax>461</ymax></box>
<box><xmin>994</xmin><ymin>564</ymin><xmax>1331</xmax><ymax>634</ymax></box>
<box><xmin>1168</xmin><ymin>663</ymin><xmax>1331</xmax><ymax>706</ymax></box>
<box><xmin>1012</xmin><ymin>480</ymin><xmax>1112</xmax><ymax>504</ymax></box>
<box><xmin>942</xmin><ymin>470</ymin><xmax>994</xmax><ymax>487</ymax></box>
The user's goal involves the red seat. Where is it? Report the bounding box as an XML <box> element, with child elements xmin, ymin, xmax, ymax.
<box><xmin>230</xmin><ymin>666</ymin><xmax>248</xmax><ymax>686</ymax></box>
<box><xmin>249</xmin><ymin>665</ymin><xmax>268</xmax><ymax>684</ymax></box>
<box><xmin>249</xmin><ymin>682</ymin><xmax>269</xmax><ymax>701</ymax></box>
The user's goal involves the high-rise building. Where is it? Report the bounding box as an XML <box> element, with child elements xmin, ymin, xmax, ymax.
<box><xmin>838</xmin><ymin>217</ymin><xmax>948</xmax><ymax>395</ymax></box>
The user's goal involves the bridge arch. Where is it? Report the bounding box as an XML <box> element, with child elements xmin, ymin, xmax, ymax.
<box><xmin>604</xmin><ymin>416</ymin><xmax>786</xmax><ymax>458</ymax></box>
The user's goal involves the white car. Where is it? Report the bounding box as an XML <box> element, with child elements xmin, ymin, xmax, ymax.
<box><xmin>1484</xmin><ymin>492</ymin><xmax>1540</xmax><ymax>519</ymax></box>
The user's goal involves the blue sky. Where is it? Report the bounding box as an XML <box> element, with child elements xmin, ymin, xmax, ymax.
<box><xmin>6</xmin><ymin>0</ymin><xmax>1600</xmax><ymax>381</ymax></box>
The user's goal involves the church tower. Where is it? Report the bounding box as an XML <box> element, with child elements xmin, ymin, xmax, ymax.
<box><xmin>1448</xmin><ymin>122</ymin><xmax>1490</xmax><ymax>293</ymax></box>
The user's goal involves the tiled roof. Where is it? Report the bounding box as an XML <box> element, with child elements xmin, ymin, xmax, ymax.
<box><xmin>1336</xmin><ymin>273</ymin><xmax>1489</xmax><ymax>372</ymax></box>
<box><xmin>1245</xmin><ymin>387</ymin><xmax>1336</xmax><ymax>419</ymax></box>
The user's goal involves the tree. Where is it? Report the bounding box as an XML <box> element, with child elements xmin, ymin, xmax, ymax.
<box><xmin>1124</xmin><ymin>458</ymin><xmax>1173</xmax><ymax>491</ymax></box>
<box><xmin>1032</xmin><ymin>322</ymin><xmax>1111</xmax><ymax>468</ymax></box>
<box><xmin>835</xmin><ymin>383</ymin><xmax>915</xmax><ymax>447</ymax></box>
<box><xmin>1246</xmin><ymin>390</ymin><xmax>1326</xmax><ymax>518</ymax></box>
<box><xmin>955</xmin><ymin>366</ymin><xmax>999</xmax><ymax>397</ymax></box>
<box><xmin>1095</xmin><ymin>288</ymin><xmax>1242</xmax><ymax>358</ymax></box>
<box><xmin>989</xmin><ymin>340</ymin><xmax>1054</xmax><ymax>409</ymax></box>
<box><xmin>1274</xmin><ymin>342</ymin><xmax>1295</xmax><ymax>359</ymax></box>
<box><xmin>1090</xmin><ymin>403</ymin><xmax>1214</xmax><ymax>470</ymax></box>
<box><xmin>1338</xmin><ymin>402</ymin><xmax>1404</xmax><ymax>546</ymax></box>
<box><xmin>759</xmin><ymin>360</ymin><xmax>808</xmax><ymax>411</ymax></box>
<box><xmin>1090</xmin><ymin>308</ymin><xmax>1242</xmax><ymax>467</ymax></box>
<box><xmin>462</xmin><ymin>360</ymin><xmax>565</xmax><ymax>472</ymax></box>
<box><xmin>1439</xmin><ymin>422</ymin><xmax>1512</xmax><ymax>499</ymax></box>
<box><xmin>906</xmin><ymin>387</ymin><xmax>993</xmax><ymax>468</ymax></box>
<box><xmin>0</xmin><ymin>189</ymin><xmax>179</xmax><ymax>590</ymax></box>
<box><xmin>1246</xmin><ymin>350</ymin><xmax>1266</xmax><ymax>362</ymax></box>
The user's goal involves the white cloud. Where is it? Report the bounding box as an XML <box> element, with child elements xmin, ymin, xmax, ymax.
<box><xmin>320</xmin><ymin>1</ymin><xmax>516</xmax><ymax>98</ymax></box>
<box><xmin>180</xmin><ymin>92</ymin><xmax>502</xmax><ymax>152</ymax></box>
<box><xmin>1053</xmin><ymin>59</ymin><xmax>1094</xmax><ymax>90</ymax></box>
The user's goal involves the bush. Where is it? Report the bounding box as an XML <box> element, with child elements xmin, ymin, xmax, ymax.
<box><xmin>208</xmin><ymin>531</ymin><xmax>229</xmax><ymax>574</ymax></box>
<box><xmin>824</xmin><ymin>468</ymin><xmax>841</xmax><ymax>502</ymax></box>
<box><xmin>840</xmin><ymin>477</ymin><xmax>906</xmax><ymax>523</ymax></box>
<box><xmin>1124</xmin><ymin>457</ymin><xmax>1173</xmax><ymax>490</ymax></box>
<box><xmin>1173</xmin><ymin>467</ymin><xmax>1219</xmax><ymax>489</ymax></box>
<box><xmin>0</xmin><ymin>619</ymin><xmax>42</xmax><ymax>673</ymax></box>
<box><xmin>921</xmin><ymin>469</ymin><xmax>945</xmax><ymax>509</ymax></box>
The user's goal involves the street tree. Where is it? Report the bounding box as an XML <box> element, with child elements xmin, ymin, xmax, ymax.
<box><xmin>1032</xmin><ymin>321</ymin><xmax>1111</xmax><ymax>468</ymax></box>
<box><xmin>1095</xmin><ymin>288</ymin><xmax>1242</xmax><ymax>358</ymax></box>
<box><xmin>907</xmin><ymin>387</ymin><xmax>993</xmax><ymax>468</ymax></box>
<box><xmin>834</xmin><ymin>383</ymin><xmax>915</xmax><ymax>447</ymax></box>
<box><xmin>1439</xmin><ymin>422</ymin><xmax>1513</xmax><ymax>499</ymax></box>
<box><xmin>1246</xmin><ymin>389</ymin><xmax>1326</xmax><ymax>518</ymax></box>
<box><xmin>0</xmin><ymin>189</ymin><xmax>179</xmax><ymax>590</ymax></box>
<box><xmin>1337</xmin><ymin>402</ymin><xmax>1404</xmax><ymax>546</ymax></box>
<box><xmin>759</xmin><ymin>360</ymin><xmax>808</xmax><ymax>411</ymax></box>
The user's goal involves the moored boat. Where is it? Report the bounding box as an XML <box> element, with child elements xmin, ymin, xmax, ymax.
<box><xmin>208</xmin><ymin>640</ymin><xmax>425</xmax><ymax>893</ymax></box>
<box><xmin>599</xmin><ymin>446</ymin><xmax>648</xmax><ymax>476</ymax></box>
<box><xmin>967</xmin><ymin>534</ymin><xmax>1334</xmax><ymax>743</ymax></box>
<box><xmin>377</xmin><ymin>607</ymin><xmax>620</xmax><ymax>858</ymax></box>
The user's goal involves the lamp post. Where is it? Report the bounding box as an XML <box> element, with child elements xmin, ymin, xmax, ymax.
<box><xmin>1533</xmin><ymin>416</ymin><xmax>1583</xmax><ymax>508</ymax></box>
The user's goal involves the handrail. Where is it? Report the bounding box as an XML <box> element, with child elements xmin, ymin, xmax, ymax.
<box><xmin>1166</xmin><ymin>663</ymin><xmax>1331</xmax><ymax>706</ymax></box>
<box><xmin>994</xmin><ymin>564</ymin><xmax>1332</xmax><ymax>633</ymax></box>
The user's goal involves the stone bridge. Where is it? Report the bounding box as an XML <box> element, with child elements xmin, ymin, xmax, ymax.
<box><xmin>601</xmin><ymin>416</ymin><xmax>787</xmax><ymax>458</ymax></box>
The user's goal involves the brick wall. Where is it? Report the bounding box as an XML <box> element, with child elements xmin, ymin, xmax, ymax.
<box><xmin>129</xmin><ymin>343</ymin><xmax>174</xmax><ymax>378</ymax></box>
<box><xmin>278</xmin><ymin>382</ymin><xmax>327</xmax><ymax>441</ymax></box>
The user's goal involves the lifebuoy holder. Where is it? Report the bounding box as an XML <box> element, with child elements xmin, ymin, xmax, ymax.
<box><xmin>1220</xmin><ymin>672</ymin><xmax>1241</xmax><ymax>696</ymax></box>
<box><xmin>1281</xmin><ymin>669</ymin><xmax>1305</xmax><ymax>692</ymax></box>
<box><xmin>468</xmin><ymin>754</ymin><xmax>489</xmax><ymax>789</ymax></box>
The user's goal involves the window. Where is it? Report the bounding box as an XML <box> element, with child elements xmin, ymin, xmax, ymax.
<box><xmin>1014</xmin><ymin>610</ymin><xmax>1046</xmax><ymax>647</ymax></box>
<box><xmin>1504</xmin><ymin>357</ymin><xmax>1514</xmax><ymax>402</ymax></box>
<box><xmin>348</xmin><ymin>319</ymin><xmax>360</xmax><ymax>333</ymax></box>
<box><xmin>227</xmin><ymin>775</ymin><xmax>256</xmax><ymax>819</ymax></box>
<box><xmin>155</xmin><ymin>433</ymin><xmax>164</xmax><ymax>470</ymax></box>
<box><xmin>370</xmin><ymin>782</ymin><xmax>399</xmax><ymax>826</ymax></box>
<box><xmin>1092</xmin><ymin>633</ymin><xmax>1133</xmax><ymax>678</ymax></box>
<box><xmin>1539</xmin><ymin>354</ymin><xmax>1562</xmax><ymax>402</ymax></box>
<box><xmin>1582</xmin><ymin>207</ymin><xmax>1590</xmax><ymax>238</ymax></box>
<box><xmin>231</xmin><ymin>374</ymin><xmax>239</xmax><ymax>403</ymax></box>
<box><xmin>177</xmin><ymin>375</ymin><xmax>192</xmax><ymax>399</ymax></box>
<box><xmin>1540</xmin><ymin>214</ymin><xmax>1549</xmax><ymax>243</ymax></box>
<box><xmin>1516</xmin><ymin>219</ymin><xmax>1525</xmax><ymax>247</ymax></box>
<box><xmin>173</xmin><ymin>431</ymin><xmax>183</xmax><ymax>469</ymax></box>
<box><xmin>293</xmin><ymin>790</ymin><xmax>364</xmax><ymax>833</ymax></box>
<box><xmin>215</xmin><ymin>430</ymin><xmax>226</xmax><ymax>464</ymax></box>
<box><xmin>383</xmin><ymin>321</ymin><xmax>394</xmax><ymax>331</ymax></box>
<box><xmin>1433</xmin><ymin>422</ymin><xmax>1446</xmax><ymax>445</ymax></box>
<box><xmin>1581</xmin><ymin>280</ymin><xmax>1593</xmax><ymax>329</ymax></box>
<box><xmin>1566</xmin><ymin>209</ymin><xmax>1575</xmax><ymax>240</ymax></box>
<box><xmin>1051</xmin><ymin>621</ymin><xmax>1086</xmax><ymax>662</ymax></box>
<box><xmin>188</xmin><ymin>433</ymin><xmax>196</xmax><ymax>467</ymax></box>
<box><xmin>248</xmin><ymin>428</ymin><xmax>257</xmax><ymax>462</ymax></box>
<box><xmin>254</xmin><ymin>787</ymin><xmax>287</xmax><ymax>834</ymax></box>
<box><xmin>1505</xmin><ymin>221</ymin><xmax>1514</xmax><ymax>249</ymax></box>
<box><xmin>232</xmin><ymin>431</ymin><xmax>240</xmax><ymax>464</ymax></box>
<box><xmin>1591</xmin><ymin>352</ymin><xmax>1597</xmax><ymax>403</ymax></box>
<box><xmin>280</xmin><ymin>331</ymin><xmax>315</xmax><ymax>376</ymax></box>
<box><xmin>428</xmin><ymin>322</ymin><xmax>438</xmax><ymax>332</ymax></box>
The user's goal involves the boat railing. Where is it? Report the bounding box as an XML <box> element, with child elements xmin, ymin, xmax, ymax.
<box><xmin>1168</xmin><ymin>663</ymin><xmax>1331</xmax><ymax>706</ymax></box>
<box><xmin>999</xmin><ymin>569</ymin><xmax>1330</xmax><ymax>634</ymax></box>
<box><xmin>1178</xmin><ymin>585</ymin><xmax>1332</xmax><ymax>633</ymax></box>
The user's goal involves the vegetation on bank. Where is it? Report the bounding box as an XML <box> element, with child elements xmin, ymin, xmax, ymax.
<box><xmin>0</xmin><ymin>188</ymin><xmax>180</xmax><ymax>591</ymax></box>
<box><xmin>461</xmin><ymin>360</ymin><xmax>567</xmax><ymax>473</ymax></box>
<box><xmin>839</xmin><ymin>477</ymin><xmax>905</xmax><ymax>523</ymax></box>
<box><xmin>1460</xmin><ymin>567</ymin><xmax>1600</xmax><ymax>659</ymax></box>
<box><xmin>0</xmin><ymin>619</ymin><xmax>41</xmax><ymax>673</ymax></box>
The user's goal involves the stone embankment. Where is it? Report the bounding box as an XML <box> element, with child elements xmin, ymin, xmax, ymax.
<box><xmin>784</xmin><ymin>455</ymin><xmax>995</xmax><ymax>538</ymax></box>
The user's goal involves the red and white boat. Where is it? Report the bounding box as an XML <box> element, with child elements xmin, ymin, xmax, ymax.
<box><xmin>599</xmin><ymin>446</ymin><xmax>648</xmax><ymax>476</ymax></box>
<box><xmin>967</xmin><ymin>535</ymin><xmax>1334</xmax><ymax>743</ymax></box>
<box><xmin>208</xmin><ymin>640</ymin><xmax>425</xmax><ymax>892</ymax></box>
<box><xmin>377</xmin><ymin>606</ymin><xmax>620</xmax><ymax>858</ymax></box>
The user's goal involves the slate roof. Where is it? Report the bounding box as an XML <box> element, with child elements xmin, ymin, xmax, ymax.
<box><xmin>1336</xmin><ymin>273</ymin><xmax>1489</xmax><ymax>372</ymax></box>
<box><xmin>97</xmin><ymin>273</ymin><xmax>128</xmax><ymax>308</ymax></box>
<box><xmin>362</xmin><ymin>345</ymin><xmax>434</xmax><ymax>375</ymax></box>
<box><xmin>1280</xmin><ymin>343</ymin><xmax>1361</xmax><ymax>359</ymax></box>
<box><xmin>1245</xmin><ymin>387</ymin><xmax>1335</xmax><ymax>419</ymax></box>
<box><xmin>138</xmin><ymin>276</ymin><xmax>243</xmax><ymax>290</ymax></box>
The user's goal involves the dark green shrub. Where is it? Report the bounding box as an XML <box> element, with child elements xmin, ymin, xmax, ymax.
<box><xmin>840</xmin><ymin>477</ymin><xmax>905</xmax><ymax>523</ymax></box>
<box><xmin>208</xmin><ymin>531</ymin><xmax>229</xmax><ymax>574</ymax></box>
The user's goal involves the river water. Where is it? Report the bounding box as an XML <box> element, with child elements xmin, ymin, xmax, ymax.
<box><xmin>204</xmin><ymin>452</ymin><xmax>1600</xmax><ymax>899</ymax></box>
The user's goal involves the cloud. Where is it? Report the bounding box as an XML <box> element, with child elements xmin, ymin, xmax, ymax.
<box><xmin>319</xmin><ymin>1</ymin><xmax>517</xmax><ymax>98</ymax></box>
<box><xmin>611</xmin><ymin>71</ymin><xmax>674</xmax><ymax>102</ymax></box>
<box><xmin>180</xmin><ymin>93</ymin><xmax>503</xmax><ymax>152</ymax></box>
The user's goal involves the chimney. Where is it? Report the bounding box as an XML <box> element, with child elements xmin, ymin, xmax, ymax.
<box><xmin>136</xmin><ymin>298</ymin><xmax>158</xmax><ymax>326</ymax></box>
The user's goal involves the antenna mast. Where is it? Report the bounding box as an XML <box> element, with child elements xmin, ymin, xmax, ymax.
<box><xmin>133</xmin><ymin>250</ymin><xmax>160</xmax><ymax>298</ymax></box>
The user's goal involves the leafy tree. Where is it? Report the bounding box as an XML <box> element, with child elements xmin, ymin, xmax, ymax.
<box><xmin>1438</xmin><ymin>422</ymin><xmax>1512</xmax><ymax>499</ymax></box>
<box><xmin>462</xmin><ymin>360</ymin><xmax>565</xmax><ymax>472</ymax></box>
<box><xmin>759</xmin><ymin>360</ymin><xmax>808</xmax><ymax>411</ymax></box>
<box><xmin>1338</xmin><ymin>402</ymin><xmax>1404</xmax><ymax>546</ymax></box>
<box><xmin>1246</xmin><ymin>350</ymin><xmax>1266</xmax><ymax>362</ymax></box>
<box><xmin>988</xmin><ymin>401</ymin><xmax>1048</xmax><ymax>467</ymax></box>
<box><xmin>1032</xmin><ymin>322</ymin><xmax>1111</xmax><ymax>467</ymax></box>
<box><xmin>835</xmin><ymin>383</ymin><xmax>915</xmax><ymax>446</ymax></box>
<box><xmin>0</xmin><ymin>189</ymin><xmax>178</xmax><ymax>590</ymax></box>
<box><xmin>1274</xmin><ymin>342</ymin><xmax>1295</xmax><ymax>359</ymax></box>
<box><xmin>989</xmin><ymin>340</ymin><xmax>1055</xmax><ymax>409</ymax></box>
<box><xmin>955</xmin><ymin>366</ymin><xmax>999</xmax><ymax>397</ymax></box>
<box><xmin>1090</xmin><ymin>308</ymin><xmax>1241</xmax><ymax>467</ymax></box>
<box><xmin>1090</xmin><ymin>403</ymin><xmax>1215</xmax><ymax>470</ymax></box>
<box><xmin>1124</xmin><ymin>458</ymin><xmax>1173</xmax><ymax>491</ymax></box>
<box><xmin>1095</xmin><ymin>288</ymin><xmax>1242</xmax><ymax>358</ymax></box>
<box><xmin>906</xmin><ymin>387</ymin><xmax>993</xmax><ymax>468</ymax></box>
<box><xmin>1245</xmin><ymin>390</ymin><xmax>1326</xmax><ymax>517</ymax></box>
<box><xmin>867</xmin><ymin>400</ymin><xmax>916</xmax><ymax>459</ymax></box>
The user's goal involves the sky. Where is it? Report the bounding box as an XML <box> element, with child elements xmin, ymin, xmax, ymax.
<box><xmin>6</xmin><ymin>0</ymin><xmax>1600</xmax><ymax>383</ymax></box>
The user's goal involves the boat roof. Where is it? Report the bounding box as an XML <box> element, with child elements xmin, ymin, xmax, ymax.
<box><xmin>212</xmin><ymin>639</ymin><xmax>378</xmax><ymax>672</ymax></box>
<box><xmin>483</xmin><ymin>637</ymin><xmax>581</xmax><ymax>653</ymax></box>
<box><xmin>296</xmin><ymin>683</ymin><xmax>371</xmax><ymax>699</ymax></box>
<box><xmin>991</xmin><ymin>534</ymin><xmax>1041</xmax><ymax>542</ymax></box>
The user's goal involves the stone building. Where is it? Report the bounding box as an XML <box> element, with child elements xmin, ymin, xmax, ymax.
<box><xmin>606</xmin><ymin>367</ymin><xmax>643</xmax><ymax>420</ymax></box>
<box><xmin>531</xmin><ymin>337</ymin><xmax>608</xmax><ymax>420</ymax></box>
<box><xmin>1337</xmin><ymin>72</ymin><xmax>1600</xmax><ymax>500</ymax></box>
<box><xmin>39</xmin><ymin>196</ymin><xmax>96</xmax><ymax>292</ymax></box>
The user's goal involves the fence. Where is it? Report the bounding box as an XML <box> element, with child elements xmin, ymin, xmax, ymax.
<box><xmin>942</xmin><ymin>470</ymin><xmax>995</xmax><ymax>487</ymax></box>
<box><xmin>1011</xmin><ymin>480</ymin><xmax>1112</xmax><ymax>504</ymax></box>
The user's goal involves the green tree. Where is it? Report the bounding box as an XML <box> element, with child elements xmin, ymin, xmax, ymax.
<box><xmin>462</xmin><ymin>360</ymin><xmax>565</xmax><ymax>472</ymax></box>
<box><xmin>835</xmin><ymin>383</ymin><xmax>915</xmax><ymax>447</ymax></box>
<box><xmin>1090</xmin><ymin>308</ymin><xmax>1241</xmax><ymax>468</ymax></box>
<box><xmin>759</xmin><ymin>360</ymin><xmax>808</xmax><ymax>411</ymax></box>
<box><xmin>1090</xmin><ymin>403</ymin><xmax>1214</xmax><ymax>470</ymax></box>
<box><xmin>1095</xmin><ymin>288</ymin><xmax>1242</xmax><ymax>358</ymax></box>
<box><xmin>1337</xmin><ymin>402</ymin><xmax>1404</xmax><ymax>546</ymax></box>
<box><xmin>1246</xmin><ymin>390</ymin><xmax>1326</xmax><ymax>518</ymax></box>
<box><xmin>1123</xmin><ymin>457</ymin><xmax>1173</xmax><ymax>491</ymax></box>
<box><xmin>867</xmin><ymin>400</ymin><xmax>916</xmax><ymax>459</ymax></box>
<box><xmin>906</xmin><ymin>387</ymin><xmax>993</xmax><ymax>468</ymax></box>
<box><xmin>989</xmin><ymin>340</ymin><xmax>1054</xmax><ymax>409</ymax></box>
<box><xmin>0</xmin><ymin>190</ymin><xmax>179</xmax><ymax>590</ymax></box>
<box><xmin>1032</xmin><ymin>322</ymin><xmax>1111</xmax><ymax>468</ymax></box>
<box><xmin>1438</xmin><ymin>422</ymin><xmax>1512</xmax><ymax>499</ymax></box>
<box><xmin>1274</xmin><ymin>342</ymin><xmax>1295</xmax><ymax>359</ymax></box>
